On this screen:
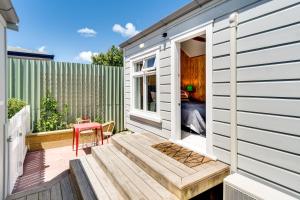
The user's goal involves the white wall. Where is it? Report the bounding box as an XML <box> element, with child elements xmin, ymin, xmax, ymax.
<box><xmin>0</xmin><ymin>14</ymin><xmax>7</xmax><ymax>199</ymax></box>
<box><xmin>7</xmin><ymin>106</ymin><xmax>30</xmax><ymax>194</ymax></box>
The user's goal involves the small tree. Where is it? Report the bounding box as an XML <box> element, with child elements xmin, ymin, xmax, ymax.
<box><xmin>35</xmin><ymin>92</ymin><xmax>68</xmax><ymax>132</ymax></box>
<box><xmin>92</xmin><ymin>45</ymin><xmax>123</xmax><ymax>67</ymax></box>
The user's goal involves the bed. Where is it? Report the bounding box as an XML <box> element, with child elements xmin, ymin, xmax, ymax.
<box><xmin>181</xmin><ymin>101</ymin><xmax>206</xmax><ymax>135</ymax></box>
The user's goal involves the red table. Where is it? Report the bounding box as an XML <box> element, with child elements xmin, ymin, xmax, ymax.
<box><xmin>72</xmin><ymin>122</ymin><xmax>103</xmax><ymax>156</ymax></box>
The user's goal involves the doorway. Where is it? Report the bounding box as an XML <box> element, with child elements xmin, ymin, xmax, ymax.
<box><xmin>170</xmin><ymin>23</ymin><xmax>214</xmax><ymax>158</ymax></box>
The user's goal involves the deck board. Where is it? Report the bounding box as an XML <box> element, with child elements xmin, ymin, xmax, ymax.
<box><xmin>26</xmin><ymin>193</ymin><xmax>38</xmax><ymax>200</ymax></box>
<box><xmin>112</xmin><ymin>134</ymin><xmax>182</xmax><ymax>186</ymax></box>
<box><xmin>69</xmin><ymin>160</ymin><xmax>97</xmax><ymax>200</ymax></box>
<box><xmin>50</xmin><ymin>183</ymin><xmax>62</xmax><ymax>200</ymax></box>
<box><xmin>134</xmin><ymin>133</ymin><xmax>197</xmax><ymax>174</ymax></box>
<box><xmin>105</xmin><ymin>145</ymin><xmax>163</xmax><ymax>200</ymax></box>
<box><xmin>79</xmin><ymin>156</ymin><xmax>110</xmax><ymax>200</ymax></box>
<box><xmin>94</xmin><ymin>147</ymin><xmax>148</xmax><ymax>200</ymax></box>
<box><xmin>120</xmin><ymin>134</ymin><xmax>191</xmax><ymax>177</ymax></box>
<box><xmin>111</xmin><ymin>133</ymin><xmax>230</xmax><ymax>199</ymax></box>
<box><xmin>7</xmin><ymin>171</ymin><xmax>76</xmax><ymax>200</ymax></box>
<box><xmin>107</xmin><ymin>144</ymin><xmax>178</xmax><ymax>200</ymax></box>
<box><xmin>38</xmin><ymin>190</ymin><xmax>50</xmax><ymax>200</ymax></box>
<box><xmin>85</xmin><ymin>155</ymin><xmax>126</xmax><ymax>200</ymax></box>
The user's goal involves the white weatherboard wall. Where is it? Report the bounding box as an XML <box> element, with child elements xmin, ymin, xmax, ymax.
<box><xmin>7</xmin><ymin>106</ymin><xmax>30</xmax><ymax>194</ymax></box>
<box><xmin>0</xmin><ymin>14</ymin><xmax>7</xmax><ymax>199</ymax></box>
<box><xmin>123</xmin><ymin>0</ymin><xmax>300</xmax><ymax>199</ymax></box>
<box><xmin>124</xmin><ymin>0</ymin><xmax>258</xmax><ymax>139</ymax></box>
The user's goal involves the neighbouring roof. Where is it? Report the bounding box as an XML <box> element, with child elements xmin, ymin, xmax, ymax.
<box><xmin>8</xmin><ymin>46</ymin><xmax>55</xmax><ymax>60</ymax></box>
<box><xmin>0</xmin><ymin>0</ymin><xmax>19</xmax><ymax>30</ymax></box>
<box><xmin>119</xmin><ymin>0</ymin><xmax>212</xmax><ymax>48</ymax></box>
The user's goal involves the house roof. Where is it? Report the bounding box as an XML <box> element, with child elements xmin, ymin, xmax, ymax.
<box><xmin>119</xmin><ymin>0</ymin><xmax>212</xmax><ymax>48</ymax></box>
<box><xmin>0</xmin><ymin>0</ymin><xmax>19</xmax><ymax>30</ymax></box>
<box><xmin>8</xmin><ymin>46</ymin><xmax>55</xmax><ymax>60</ymax></box>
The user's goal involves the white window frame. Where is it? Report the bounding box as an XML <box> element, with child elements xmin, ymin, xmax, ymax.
<box><xmin>129</xmin><ymin>46</ymin><xmax>161</xmax><ymax>123</ymax></box>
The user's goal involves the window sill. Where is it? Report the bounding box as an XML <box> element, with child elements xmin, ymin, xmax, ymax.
<box><xmin>129</xmin><ymin>111</ymin><xmax>162</xmax><ymax>124</ymax></box>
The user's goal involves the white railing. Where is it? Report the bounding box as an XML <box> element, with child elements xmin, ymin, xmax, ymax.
<box><xmin>7</xmin><ymin>105</ymin><xmax>30</xmax><ymax>194</ymax></box>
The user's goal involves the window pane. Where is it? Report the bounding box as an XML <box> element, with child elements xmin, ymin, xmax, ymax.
<box><xmin>146</xmin><ymin>75</ymin><xmax>156</xmax><ymax>112</ymax></box>
<box><xmin>134</xmin><ymin>77</ymin><xmax>143</xmax><ymax>110</ymax></box>
<box><xmin>145</xmin><ymin>57</ymin><xmax>155</xmax><ymax>68</ymax></box>
<box><xmin>134</xmin><ymin>61</ymin><xmax>143</xmax><ymax>72</ymax></box>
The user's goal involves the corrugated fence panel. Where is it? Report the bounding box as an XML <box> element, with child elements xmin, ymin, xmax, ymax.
<box><xmin>8</xmin><ymin>58</ymin><xmax>124</xmax><ymax>132</ymax></box>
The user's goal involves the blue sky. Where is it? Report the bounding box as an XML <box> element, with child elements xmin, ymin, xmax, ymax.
<box><xmin>8</xmin><ymin>0</ymin><xmax>191</xmax><ymax>63</ymax></box>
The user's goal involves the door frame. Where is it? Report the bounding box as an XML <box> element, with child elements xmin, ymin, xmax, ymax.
<box><xmin>170</xmin><ymin>21</ymin><xmax>213</xmax><ymax>156</ymax></box>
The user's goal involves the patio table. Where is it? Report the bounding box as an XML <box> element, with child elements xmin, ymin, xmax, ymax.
<box><xmin>72</xmin><ymin>122</ymin><xmax>103</xmax><ymax>156</ymax></box>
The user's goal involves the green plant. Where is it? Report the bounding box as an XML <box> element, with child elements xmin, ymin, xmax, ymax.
<box><xmin>92</xmin><ymin>45</ymin><xmax>123</xmax><ymax>67</ymax></box>
<box><xmin>35</xmin><ymin>92</ymin><xmax>68</xmax><ymax>132</ymax></box>
<box><xmin>8</xmin><ymin>98</ymin><xmax>26</xmax><ymax>118</ymax></box>
<box><xmin>94</xmin><ymin>116</ymin><xmax>104</xmax><ymax>123</ymax></box>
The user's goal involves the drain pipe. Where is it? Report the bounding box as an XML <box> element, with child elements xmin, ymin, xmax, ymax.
<box><xmin>229</xmin><ymin>12</ymin><xmax>238</xmax><ymax>173</ymax></box>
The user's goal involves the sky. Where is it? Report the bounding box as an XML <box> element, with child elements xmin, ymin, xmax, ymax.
<box><xmin>8</xmin><ymin>0</ymin><xmax>191</xmax><ymax>63</ymax></box>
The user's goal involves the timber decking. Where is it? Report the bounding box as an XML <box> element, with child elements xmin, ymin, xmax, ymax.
<box><xmin>92</xmin><ymin>144</ymin><xmax>178</xmax><ymax>200</ymax></box>
<box><xmin>6</xmin><ymin>171</ymin><xmax>79</xmax><ymax>200</ymax></box>
<box><xmin>111</xmin><ymin>133</ymin><xmax>230</xmax><ymax>199</ymax></box>
<box><xmin>9</xmin><ymin>132</ymin><xmax>229</xmax><ymax>200</ymax></box>
<box><xmin>70</xmin><ymin>155</ymin><xmax>125</xmax><ymax>200</ymax></box>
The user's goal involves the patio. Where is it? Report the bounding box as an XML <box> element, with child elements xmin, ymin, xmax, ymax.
<box><xmin>12</xmin><ymin>145</ymin><xmax>93</xmax><ymax>193</ymax></box>
<box><xmin>8</xmin><ymin>132</ymin><xmax>229</xmax><ymax>200</ymax></box>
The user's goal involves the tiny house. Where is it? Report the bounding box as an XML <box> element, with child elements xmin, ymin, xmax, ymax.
<box><xmin>120</xmin><ymin>0</ymin><xmax>300</xmax><ymax>199</ymax></box>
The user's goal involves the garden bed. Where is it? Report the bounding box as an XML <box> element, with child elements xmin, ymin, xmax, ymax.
<box><xmin>26</xmin><ymin>129</ymin><xmax>96</xmax><ymax>151</ymax></box>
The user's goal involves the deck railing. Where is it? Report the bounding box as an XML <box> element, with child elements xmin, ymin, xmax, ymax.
<box><xmin>8</xmin><ymin>58</ymin><xmax>124</xmax><ymax>132</ymax></box>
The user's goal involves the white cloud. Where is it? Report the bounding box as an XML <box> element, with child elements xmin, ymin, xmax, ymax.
<box><xmin>77</xmin><ymin>27</ymin><xmax>97</xmax><ymax>37</ymax></box>
<box><xmin>37</xmin><ymin>46</ymin><xmax>46</xmax><ymax>53</ymax></box>
<box><xmin>75</xmin><ymin>51</ymin><xmax>97</xmax><ymax>63</ymax></box>
<box><xmin>112</xmin><ymin>23</ymin><xmax>140</xmax><ymax>38</ymax></box>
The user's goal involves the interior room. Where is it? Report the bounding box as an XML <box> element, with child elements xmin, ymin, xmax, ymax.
<box><xmin>179</xmin><ymin>35</ymin><xmax>206</xmax><ymax>151</ymax></box>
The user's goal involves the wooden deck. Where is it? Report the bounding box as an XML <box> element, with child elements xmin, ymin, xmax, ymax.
<box><xmin>111</xmin><ymin>133</ymin><xmax>230</xmax><ymax>199</ymax></box>
<box><xmin>8</xmin><ymin>132</ymin><xmax>229</xmax><ymax>200</ymax></box>
<box><xmin>7</xmin><ymin>171</ymin><xmax>79</xmax><ymax>200</ymax></box>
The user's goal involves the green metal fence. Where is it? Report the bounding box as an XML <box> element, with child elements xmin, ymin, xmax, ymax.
<box><xmin>8</xmin><ymin>58</ymin><xmax>124</xmax><ymax>132</ymax></box>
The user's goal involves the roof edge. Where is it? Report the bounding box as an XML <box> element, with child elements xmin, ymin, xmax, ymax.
<box><xmin>0</xmin><ymin>0</ymin><xmax>19</xmax><ymax>29</ymax></box>
<box><xmin>119</xmin><ymin>0</ymin><xmax>211</xmax><ymax>48</ymax></box>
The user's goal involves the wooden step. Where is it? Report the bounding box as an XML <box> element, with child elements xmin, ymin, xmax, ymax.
<box><xmin>111</xmin><ymin>133</ymin><xmax>230</xmax><ymax>200</ymax></box>
<box><xmin>7</xmin><ymin>171</ymin><xmax>79</xmax><ymax>200</ymax></box>
<box><xmin>92</xmin><ymin>144</ymin><xmax>178</xmax><ymax>200</ymax></box>
<box><xmin>70</xmin><ymin>155</ymin><xmax>125</xmax><ymax>200</ymax></box>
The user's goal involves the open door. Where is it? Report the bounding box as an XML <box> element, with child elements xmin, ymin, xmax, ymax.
<box><xmin>171</xmin><ymin>23</ymin><xmax>214</xmax><ymax>158</ymax></box>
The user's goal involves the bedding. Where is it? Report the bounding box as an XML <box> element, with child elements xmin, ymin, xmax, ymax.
<box><xmin>181</xmin><ymin>101</ymin><xmax>206</xmax><ymax>135</ymax></box>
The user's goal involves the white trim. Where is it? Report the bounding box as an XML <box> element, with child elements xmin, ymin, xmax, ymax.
<box><xmin>129</xmin><ymin>111</ymin><xmax>162</xmax><ymax>124</ymax></box>
<box><xmin>229</xmin><ymin>12</ymin><xmax>238</xmax><ymax>173</ymax></box>
<box><xmin>127</xmin><ymin>45</ymin><xmax>160</xmax><ymax>62</ymax></box>
<box><xmin>169</xmin><ymin>20</ymin><xmax>213</xmax><ymax>41</ymax></box>
<box><xmin>170</xmin><ymin>21</ymin><xmax>214</xmax><ymax>157</ymax></box>
<box><xmin>129</xmin><ymin>46</ymin><xmax>161</xmax><ymax>121</ymax></box>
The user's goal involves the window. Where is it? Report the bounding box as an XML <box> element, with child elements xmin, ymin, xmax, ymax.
<box><xmin>132</xmin><ymin>55</ymin><xmax>158</xmax><ymax>113</ymax></box>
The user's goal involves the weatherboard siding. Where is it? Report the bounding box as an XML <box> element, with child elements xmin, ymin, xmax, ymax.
<box><xmin>124</xmin><ymin>0</ymin><xmax>300</xmax><ymax>198</ymax></box>
<box><xmin>124</xmin><ymin>0</ymin><xmax>258</xmax><ymax>139</ymax></box>
<box><xmin>236</xmin><ymin>1</ymin><xmax>300</xmax><ymax>198</ymax></box>
<box><xmin>211</xmin><ymin>0</ymin><xmax>300</xmax><ymax>198</ymax></box>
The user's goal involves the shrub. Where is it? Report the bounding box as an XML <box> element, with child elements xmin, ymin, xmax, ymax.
<box><xmin>35</xmin><ymin>92</ymin><xmax>68</xmax><ymax>132</ymax></box>
<box><xmin>8</xmin><ymin>98</ymin><xmax>26</xmax><ymax>118</ymax></box>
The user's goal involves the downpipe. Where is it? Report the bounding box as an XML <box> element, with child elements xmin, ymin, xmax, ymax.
<box><xmin>229</xmin><ymin>12</ymin><xmax>238</xmax><ymax>173</ymax></box>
